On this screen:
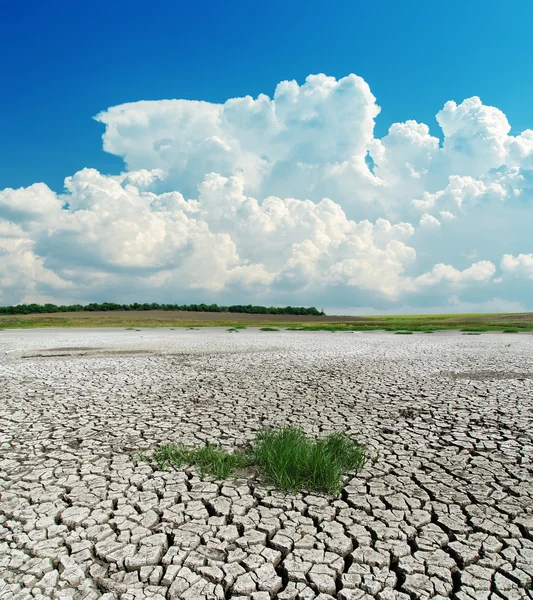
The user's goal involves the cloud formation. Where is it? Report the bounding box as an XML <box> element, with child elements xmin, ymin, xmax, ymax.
<box><xmin>1</xmin><ymin>74</ymin><xmax>532</xmax><ymax>311</ymax></box>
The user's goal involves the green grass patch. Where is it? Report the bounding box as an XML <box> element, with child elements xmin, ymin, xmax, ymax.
<box><xmin>259</xmin><ymin>327</ymin><xmax>279</xmax><ymax>332</ymax></box>
<box><xmin>2</xmin><ymin>310</ymin><xmax>533</xmax><ymax>331</ymax></box>
<box><xmin>394</xmin><ymin>330</ymin><xmax>413</xmax><ymax>335</ymax></box>
<box><xmin>461</xmin><ymin>327</ymin><xmax>489</xmax><ymax>332</ymax></box>
<box><xmin>502</xmin><ymin>328</ymin><xmax>519</xmax><ymax>333</ymax></box>
<box><xmin>149</xmin><ymin>427</ymin><xmax>367</xmax><ymax>495</ymax></box>
<box><xmin>285</xmin><ymin>325</ymin><xmax>382</xmax><ymax>332</ymax></box>
<box><xmin>227</xmin><ymin>327</ymin><xmax>238</xmax><ymax>332</ymax></box>
<box><xmin>248</xmin><ymin>428</ymin><xmax>367</xmax><ymax>494</ymax></box>
<box><xmin>464</xmin><ymin>332</ymin><xmax>482</xmax><ymax>335</ymax></box>
<box><xmin>153</xmin><ymin>443</ymin><xmax>245</xmax><ymax>478</ymax></box>
<box><xmin>284</xmin><ymin>324</ymin><xmax>446</xmax><ymax>333</ymax></box>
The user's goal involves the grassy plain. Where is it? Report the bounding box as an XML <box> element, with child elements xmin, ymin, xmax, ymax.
<box><xmin>0</xmin><ymin>310</ymin><xmax>532</xmax><ymax>331</ymax></box>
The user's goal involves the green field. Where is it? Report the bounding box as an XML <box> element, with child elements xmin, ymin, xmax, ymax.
<box><xmin>0</xmin><ymin>310</ymin><xmax>532</xmax><ymax>332</ymax></box>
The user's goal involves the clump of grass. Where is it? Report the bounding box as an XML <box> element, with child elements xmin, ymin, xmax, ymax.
<box><xmin>153</xmin><ymin>443</ymin><xmax>188</xmax><ymax>470</ymax></box>
<box><xmin>464</xmin><ymin>332</ymin><xmax>481</xmax><ymax>335</ymax></box>
<box><xmin>248</xmin><ymin>427</ymin><xmax>367</xmax><ymax>495</ymax></box>
<box><xmin>227</xmin><ymin>328</ymin><xmax>238</xmax><ymax>333</ymax></box>
<box><xmin>191</xmin><ymin>444</ymin><xmax>246</xmax><ymax>478</ymax></box>
<box><xmin>153</xmin><ymin>443</ymin><xmax>245</xmax><ymax>478</ymax></box>
<box><xmin>150</xmin><ymin>427</ymin><xmax>367</xmax><ymax>495</ymax></box>
<box><xmin>260</xmin><ymin>327</ymin><xmax>279</xmax><ymax>332</ymax></box>
<box><xmin>234</xmin><ymin>325</ymin><xmax>247</xmax><ymax>329</ymax></box>
<box><xmin>502</xmin><ymin>328</ymin><xmax>519</xmax><ymax>333</ymax></box>
<box><xmin>461</xmin><ymin>327</ymin><xmax>489</xmax><ymax>332</ymax></box>
<box><xmin>394</xmin><ymin>330</ymin><xmax>413</xmax><ymax>335</ymax></box>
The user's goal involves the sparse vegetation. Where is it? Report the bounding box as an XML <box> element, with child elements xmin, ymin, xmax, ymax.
<box><xmin>502</xmin><ymin>328</ymin><xmax>519</xmax><ymax>333</ymax></box>
<box><xmin>394</xmin><ymin>331</ymin><xmax>413</xmax><ymax>335</ymax></box>
<box><xmin>149</xmin><ymin>427</ymin><xmax>367</xmax><ymax>495</ymax></box>
<box><xmin>2</xmin><ymin>310</ymin><xmax>533</xmax><ymax>331</ymax></box>
<box><xmin>286</xmin><ymin>324</ymin><xmax>440</xmax><ymax>333</ymax></box>
<box><xmin>260</xmin><ymin>327</ymin><xmax>279</xmax><ymax>332</ymax></box>
<box><xmin>153</xmin><ymin>443</ymin><xmax>245</xmax><ymax>478</ymax></box>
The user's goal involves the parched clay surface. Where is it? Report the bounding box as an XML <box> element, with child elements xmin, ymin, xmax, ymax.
<box><xmin>0</xmin><ymin>328</ymin><xmax>532</xmax><ymax>600</ymax></box>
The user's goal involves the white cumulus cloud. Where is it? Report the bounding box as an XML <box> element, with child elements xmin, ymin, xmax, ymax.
<box><xmin>419</xmin><ymin>213</ymin><xmax>441</xmax><ymax>228</ymax></box>
<box><xmin>501</xmin><ymin>254</ymin><xmax>533</xmax><ymax>279</ymax></box>
<box><xmin>1</xmin><ymin>73</ymin><xmax>533</xmax><ymax>311</ymax></box>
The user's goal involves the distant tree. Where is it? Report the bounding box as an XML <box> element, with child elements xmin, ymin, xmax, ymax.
<box><xmin>0</xmin><ymin>301</ymin><xmax>326</xmax><ymax>317</ymax></box>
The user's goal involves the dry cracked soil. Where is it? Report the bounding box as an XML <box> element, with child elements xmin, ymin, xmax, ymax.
<box><xmin>0</xmin><ymin>328</ymin><xmax>532</xmax><ymax>600</ymax></box>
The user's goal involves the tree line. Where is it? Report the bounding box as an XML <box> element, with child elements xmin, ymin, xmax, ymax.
<box><xmin>0</xmin><ymin>302</ymin><xmax>325</xmax><ymax>316</ymax></box>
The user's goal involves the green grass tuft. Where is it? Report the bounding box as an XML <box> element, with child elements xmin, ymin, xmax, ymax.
<box><xmin>153</xmin><ymin>443</ymin><xmax>189</xmax><ymax>471</ymax></box>
<box><xmin>191</xmin><ymin>444</ymin><xmax>246</xmax><ymax>478</ymax></box>
<box><xmin>248</xmin><ymin>428</ymin><xmax>367</xmax><ymax>494</ymax></box>
<box><xmin>259</xmin><ymin>327</ymin><xmax>279</xmax><ymax>332</ymax></box>
<box><xmin>464</xmin><ymin>332</ymin><xmax>482</xmax><ymax>335</ymax></box>
<box><xmin>461</xmin><ymin>327</ymin><xmax>489</xmax><ymax>332</ymax></box>
<box><xmin>502</xmin><ymin>328</ymin><xmax>519</xmax><ymax>333</ymax></box>
<box><xmin>149</xmin><ymin>427</ymin><xmax>367</xmax><ymax>495</ymax></box>
<box><xmin>394</xmin><ymin>330</ymin><xmax>413</xmax><ymax>335</ymax></box>
<box><xmin>152</xmin><ymin>442</ymin><xmax>245</xmax><ymax>478</ymax></box>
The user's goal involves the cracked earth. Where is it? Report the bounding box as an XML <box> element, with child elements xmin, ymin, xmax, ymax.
<box><xmin>0</xmin><ymin>328</ymin><xmax>532</xmax><ymax>600</ymax></box>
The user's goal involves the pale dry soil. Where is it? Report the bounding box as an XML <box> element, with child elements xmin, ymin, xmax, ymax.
<box><xmin>0</xmin><ymin>329</ymin><xmax>532</xmax><ymax>600</ymax></box>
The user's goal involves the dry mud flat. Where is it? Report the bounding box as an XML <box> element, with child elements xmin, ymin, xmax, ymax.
<box><xmin>0</xmin><ymin>329</ymin><xmax>532</xmax><ymax>600</ymax></box>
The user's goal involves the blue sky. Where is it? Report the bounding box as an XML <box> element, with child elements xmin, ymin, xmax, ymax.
<box><xmin>2</xmin><ymin>0</ymin><xmax>533</xmax><ymax>191</ymax></box>
<box><xmin>1</xmin><ymin>0</ymin><xmax>533</xmax><ymax>312</ymax></box>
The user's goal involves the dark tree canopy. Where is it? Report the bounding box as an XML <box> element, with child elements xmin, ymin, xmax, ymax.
<box><xmin>0</xmin><ymin>302</ymin><xmax>325</xmax><ymax>317</ymax></box>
